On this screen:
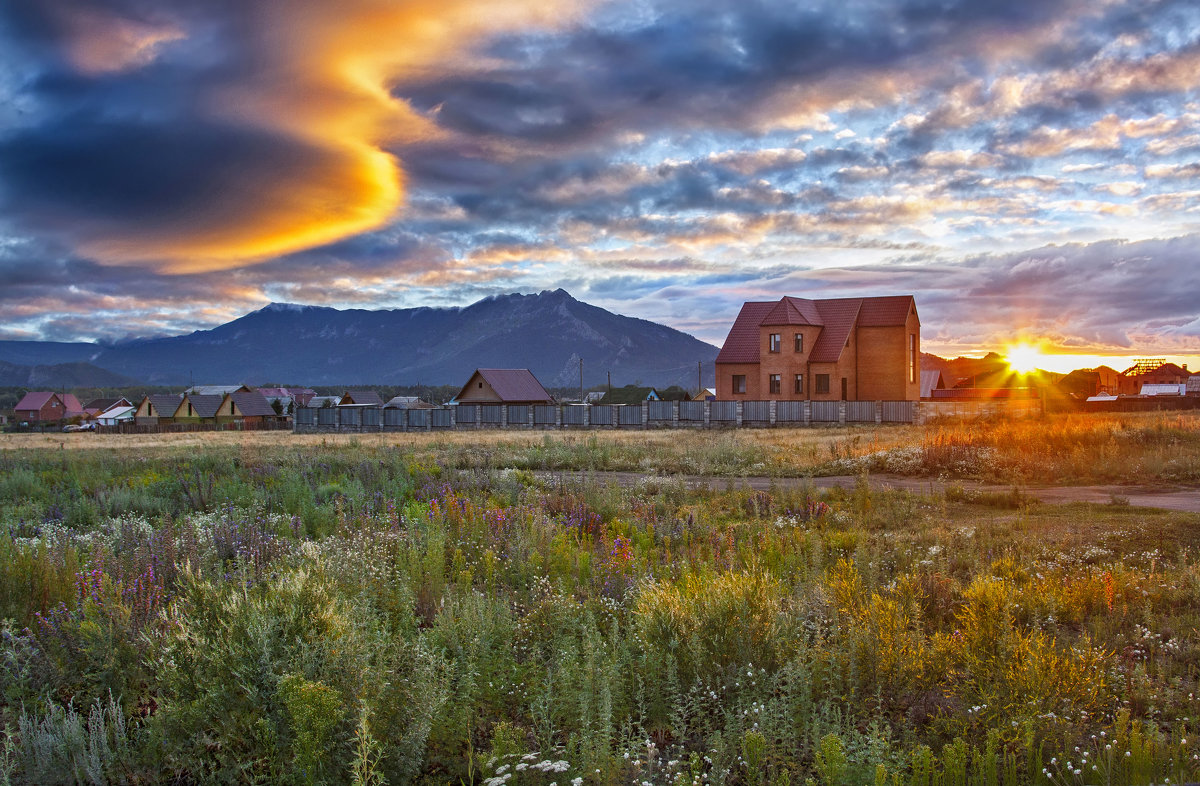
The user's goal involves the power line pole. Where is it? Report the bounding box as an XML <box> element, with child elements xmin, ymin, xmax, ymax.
<box><xmin>579</xmin><ymin>357</ymin><xmax>584</xmax><ymax>403</ymax></box>
<box><xmin>697</xmin><ymin>361</ymin><xmax>702</xmax><ymax>394</ymax></box>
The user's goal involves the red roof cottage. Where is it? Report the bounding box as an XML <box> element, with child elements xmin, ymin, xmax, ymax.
<box><xmin>715</xmin><ymin>295</ymin><xmax>920</xmax><ymax>402</ymax></box>
<box><xmin>14</xmin><ymin>392</ymin><xmax>83</xmax><ymax>423</ymax></box>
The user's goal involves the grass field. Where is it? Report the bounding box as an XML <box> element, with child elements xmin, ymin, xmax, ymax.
<box><xmin>0</xmin><ymin>413</ymin><xmax>1198</xmax><ymax>784</ymax></box>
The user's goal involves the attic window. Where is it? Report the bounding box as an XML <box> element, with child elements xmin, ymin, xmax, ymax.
<box><xmin>478</xmin><ymin>382</ymin><xmax>483</xmax><ymax>389</ymax></box>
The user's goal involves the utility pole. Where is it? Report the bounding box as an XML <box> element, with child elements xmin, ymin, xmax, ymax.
<box><xmin>607</xmin><ymin>371</ymin><xmax>611</xmax><ymax>396</ymax></box>
<box><xmin>579</xmin><ymin>357</ymin><xmax>584</xmax><ymax>403</ymax></box>
<box><xmin>697</xmin><ymin>361</ymin><xmax>702</xmax><ymax>395</ymax></box>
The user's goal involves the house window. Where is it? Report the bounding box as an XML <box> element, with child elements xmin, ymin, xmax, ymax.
<box><xmin>769</xmin><ymin>374</ymin><xmax>781</xmax><ymax>394</ymax></box>
<box><xmin>909</xmin><ymin>333</ymin><xmax>917</xmax><ymax>383</ymax></box>
<box><xmin>768</xmin><ymin>333</ymin><xmax>781</xmax><ymax>353</ymax></box>
<box><xmin>794</xmin><ymin>333</ymin><xmax>803</xmax><ymax>353</ymax></box>
<box><xmin>815</xmin><ymin>374</ymin><xmax>830</xmax><ymax>394</ymax></box>
<box><xmin>794</xmin><ymin>374</ymin><xmax>804</xmax><ymax>394</ymax></box>
<box><xmin>478</xmin><ymin>382</ymin><xmax>483</xmax><ymax>389</ymax></box>
<box><xmin>732</xmin><ymin>375</ymin><xmax>747</xmax><ymax>394</ymax></box>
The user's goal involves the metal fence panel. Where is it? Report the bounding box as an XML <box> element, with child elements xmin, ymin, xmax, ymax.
<box><xmin>881</xmin><ymin>401</ymin><xmax>914</xmax><ymax>423</ymax></box>
<box><xmin>383</xmin><ymin>409</ymin><xmax>405</xmax><ymax>427</ymax></box>
<box><xmin>407</xmin><ymin>409</ymin><xmax>430</xmax><ymax>429</ymax></box>
<box><xmin>743</xmin><ymin>401</ymin><xmax>771</xmax><ymax>422</ymax></box>
<box><xmin>776</xmin><ymin>401</ymin><xmax>805</xmax><ymax>422</ymax></box>
<box><xmin>618</xmin><ymin>405</ymin><xmax>642</xmax><ymax>426</ymax></box>
<box><xmin>846</xmin><ymin>401</ymin><xmax>875</xmax><ymax>422</ymax></box>
<box><xmin>589</xmin><ymin>405</ymin><xmax>613</xmax><ymax>426</ymax></box>
<box><xmin>710</xmin><ymin>401</ymin><xmax>737</xmax><ymax>421</ymax></box>
<box><xmin>811</xmin><ymin>401</ymin><xmax>840</xmax><ymax>422</ymax></box>
<box><xmin>534</xmin><ymin>405</ymin><xmax>557</xmax><ymax>425</ymax></box>
<box><xmin>648</xmin><ymin>401</ymin><xmax>674</xmax><ymax>421</ymax></box>
<box><xmin>679</xmin><ymin>401</ymin><xmax>705</xmax><ymax>421</ymax></box>
<box><xmin>432</xmin><ymin>409</ymin><xmax>452</xmax><ymax>428</ymax></box>
<box><xmin>508</xmin><ymin>405</ymin><xmax>530</xmax><ymax>425</ymax></box>
<box><xmin>480</xmin><ymin>405</ymin><xmax>502</xmax><ymax>424</ymax></box>
<box><xmin>456</xmin><ymin>404</ymin><xmax>476</xmax><ymax>423</ymax></box>
<box><xmin>296</xmin><ymin>408</ymin><xmax>315</xmax><ymax>426</ymax></box>
<box><xmin>562</xmin><ymin>406</ymin><xmax>586</xmax><ymax>425</ymax></box>
<box><xmin>317</xmin><ymin>408</ymin><xmax>337</xmax><ymax>426</ymax></box>
<box><xmin>362</xmin><ymin>408</ymin><xmax>383</xmax><ymax>428</ymax></box>
<box><xmin>341</xmin><ymin>408</ymin><xmax>363</xmax><ymax>428</ymax></box>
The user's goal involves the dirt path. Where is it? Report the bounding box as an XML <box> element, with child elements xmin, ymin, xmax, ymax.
<box><xmin>534</xmin><ymin>471</ymin><xmax>1200</xmax><ymax>513</ymax></box>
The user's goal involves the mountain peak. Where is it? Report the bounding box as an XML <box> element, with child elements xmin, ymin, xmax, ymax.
<box><xmin>258</xmin><ymin>302</ymin><xmax>311</xmax><ymax>314</ymax></box>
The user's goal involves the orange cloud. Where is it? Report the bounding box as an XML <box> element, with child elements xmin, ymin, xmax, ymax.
<box><xmin>55</xmin><ymin>0</ymin><xmax>580</xmax><ymax>272</ymax></box>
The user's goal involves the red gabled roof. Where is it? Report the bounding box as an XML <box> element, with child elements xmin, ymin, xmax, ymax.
<box><xmin>459</xmin><ymin>369</ymin><xmax>553</xmax><ymax>403</ymax></box>
<box><xmin>15</xmin><ymin>391</ymin><xmax>57</xmax><ymax>411</ymax></box>
<box><xmin>714</xmin><ymin>302</ymin><xmax>777</xmax><ymax>363</ymax></box>
<box><xmin>857</xmin><ymin>295</ymin><xmax>916</xmax><ymax>327</ymax></box>
<box><xmin>716</xmin><ymin>294</ymin><xmax>916</xmax><ymax>365</ymax></box>
<box><xmin>809</xmin><ymin>298</ymin><xmax>863</xmax><ymax>363</ymax></box>
<box><xmin>761</xmin><ymin>296</ymin><xmax>822</xmax><ymax>326</ymax></box>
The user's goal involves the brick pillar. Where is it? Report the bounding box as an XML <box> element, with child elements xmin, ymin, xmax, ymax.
<box><xmin>476</xmin><ymin>404</ymin><xmax>482</xmax><ymax>430</ymax></box>
<box><xmin>803</xmin><ymin>400</ymin><xmax>811</xmax><ymax>424</ymax></box>
<box><xmin>641</xmin><ymin>401</ymin><xmax>649</xmax><ymax>429</ymax></box>
<box><xmin>500</xmin><ymin>405</ymin><xmax>508</xmax><ymax>429</ymax></box>
<box><xmin>769</xmin><ymin>400</ymin><xmax>776</xmax><ymax>426</ymax></box>
<box><xmin>736</xmin><ymin>401</ymin><xmax>743</xmax><ymax>427</ymax></box>
<box><xmin>555</xmin><ymin>405</ymin><xmax>562</xmax><ymax>429</ymax></box>
<box><xmin>875</xmin><ymin>401</ymin><xmax>882</xmax><ymax>424</ymax></box>
<box><xmin>703</xmin><ymin>400</ymin><xmax>711</xmax><ymax>427</ymax></box>
<box><xmin>672</xmin><ymin>401</ymin><xmax>679</xmax><ymax>428</ymax></box>
<box><xmin>838</xmin><ymin>401</ymin><xmax>846</xmax><ymax>425</ymax></box>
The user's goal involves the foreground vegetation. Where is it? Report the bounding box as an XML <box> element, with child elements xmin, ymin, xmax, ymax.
<box><xmin>0</xmin><ymin>413</ymin><xmax>1198</xmax><ymax>784</ymax></box>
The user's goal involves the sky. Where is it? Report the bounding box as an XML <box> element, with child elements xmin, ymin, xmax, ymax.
<box><xmin>2</xmin><ymin>0</ymin><xmax>1200</xmax><ymax>374</ymax></box>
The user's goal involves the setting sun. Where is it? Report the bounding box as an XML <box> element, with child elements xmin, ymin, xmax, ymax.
<box><xmin>1005</xmin><ymin>343</ymin><xmax>1044</xmax><ymax>374</ymax></box>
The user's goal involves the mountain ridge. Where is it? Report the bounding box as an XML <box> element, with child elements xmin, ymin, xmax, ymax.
<box><xmin>0</xmin><ymin>290</ymin><xmax>719</xmax><ymax>388</ymax></box>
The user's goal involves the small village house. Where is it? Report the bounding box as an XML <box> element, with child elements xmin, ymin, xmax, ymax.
<box><xmin>454</xmin><ymin>369</ymin><xmax>554</xmax><ymax>405</ymax></box>
<box><xmin>216</xmin><ymin>391</ymin><xmax>279</xmax><ymax>424</ymax></box>
<box><xmin>135</xmin><ymin>394</ymin><xmax>184</xmax><ymax>425</ymax></box>
<box><xmin>383</xmin><ymin>396</ymin><xmax>434</xmax><ymax>409</ymax></box>
<box><xmin>14</xmin><ymin>392</ymin><xmax>83</xmax><ymax>423</ymax></box>
<box><xmin>715</xmin><ymin>295</ymin><xmax>920</xmax><ymax>402</ymax></box>
<box><xmin>169</xmin><ymin>394</ymin><xmax>225</xmax><ymax>424</ymax></box>
<box><xmin>96</xmin><ymin>404</ymin><xmax>136</xmax><ymax>426</ymax></box>
<box><xmin>338</xmin><ymin>390</ymin><xmax>385</xmax><ymax>407</ymax></box>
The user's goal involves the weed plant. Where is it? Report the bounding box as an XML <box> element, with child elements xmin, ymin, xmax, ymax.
<box><xmin>0</xmin><ymin>425</ymin><xmax>1197</xmax><ymax>784</ymax></box>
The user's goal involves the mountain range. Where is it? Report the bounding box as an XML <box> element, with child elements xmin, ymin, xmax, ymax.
<box><xmin>0</xmin><ymin>290</ymin><xmax>720</xmax><ymax>388</ymax></box>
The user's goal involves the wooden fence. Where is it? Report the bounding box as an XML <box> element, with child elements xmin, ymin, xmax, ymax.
<box><xmin>294</xmin><ymin>399</ymin><xmax>926</xmax><ymax>433</ymax></box>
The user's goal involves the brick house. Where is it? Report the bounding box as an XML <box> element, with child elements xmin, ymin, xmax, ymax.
<box><xmin>715</xmin><ymin>295</ymin><xmax>920</xmax><ymax>402</ymax></box>
<box><xmin>14</xmin><ymin>392</ymin><xmax>83</xmax><ymax>423</ymax></box>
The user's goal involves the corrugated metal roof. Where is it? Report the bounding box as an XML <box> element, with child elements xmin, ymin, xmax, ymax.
<box><xmin>714</xmin><ymin>302</ymin><xmax>776</xmax><ymax>363</ymax></box>
<box><xmin>460</xmin><ymin>369</ymin><xmax>553</xmax><ymax>403</ymax></box>
<box><xmin>230</xmin><ymin>391</ymin><xmax>276</xmax><ymax>417</ymax></box>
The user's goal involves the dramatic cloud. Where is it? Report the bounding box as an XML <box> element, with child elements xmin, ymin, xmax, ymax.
<box><xmin>2</xmin><ymin>0</ymin><xmax>1200</xmax><ymax>366</ymax></box>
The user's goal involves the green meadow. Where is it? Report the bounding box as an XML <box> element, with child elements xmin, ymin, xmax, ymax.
<box><xmin>0</xmin><ymin>413</ymin><xmax>1198</xmax><ymax>784</ymax></box>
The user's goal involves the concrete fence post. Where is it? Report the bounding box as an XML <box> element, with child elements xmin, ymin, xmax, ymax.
<box><xmin>475</xmin><ymin>404</ymin><xmax>482</xmax><ymax>430</ymax></box>
<box><xmin>803</xmin><ymin>400</ymin><xmax>811</xmax><ymax>424</ymax></box>
<box><xmin>838</xmin><ymin>401</ymin><xmax>846</xmax><ymax>425</ymax></box>
<box><xmin>500</xmin><ymin>405</ymin><xmax>508</xmax><ymax>430</ymax></box>
<box><xmin>448</xmin><ymin>406</ymin><xmax>456</xmax><ymax>430</ymax></box>
<box><xmin>583</xmin><ymin>405</ymin><xmax>590</xmax><ymax>427</ymax></box>
<box><xmin>641</xmin><ymin>401</ymin><xmax>649</xmax><ymax>429</ymax></box>
<box><xmin>555</xmin><ymin>404</ymin><xmax>562</xmax><ymax>429</ymax></box>
<box><xmin>672</xmin><ymin>400</ymin><xmax>679</xmax><ymax>428</ymax></box>
<box><xmin>736</xmin><ymin>401</ymin><xmax>743</xmax><ymax>427</ymax></box>
<box><xmin>875</xmin><ymin>401</ymin><xmax>882</xmax><ymax>424</ymax></box>
<box><xmin>769</xmin><ymin>400</ymin><xmax>777</xmax><ymax>426</ymax></box>
<box><xmin>703</xmin><ymin>400</ymin><xmax>711</xmax><ymax>427</ymax></box>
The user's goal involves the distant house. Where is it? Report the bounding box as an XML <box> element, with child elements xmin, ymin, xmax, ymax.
<box><xmin>96</xmin><ymin>405</ymin><xmax>136</xmax><ymax>426</ymax></box>
<box><xmin>1120</xmin><ymin>360</ymin><xmax>1189</xmax><ymax>396</ymax></box>
<box><xmin>1140</xmin><ymin>383</ymin><xmax>1187</xmax><ymax>397</ymax></box>
<box><xmin>383</xmin><ymin>396</ymin><xmax>434</xmax><ymax>409</ymax></box>
<box><xmin>601</xmin><ymin>386</ymin><xmax>661</xmax><ymax>405</ymax></box>
<box><xmin>170</xmin><ymin>394</ymin><xmax>225</xmax><ymax>422</ymax></box>
<box><xmin>692</xmin><ymin>387</ymin><xmax>717</xmax><ymax>401</ymax></box>
<box><xmin>220</xmin><ymin>391</ymin><xmax>280</xmax><ymax>423</ymax></box>
<box><xmin>185</xmin><ymin>384</ymin><xmax>254</xmax><ymax>396</ymax></box>
<box><xmin>83</xmin><ymin>397</ymin><xmax>132</xmax><ymax>418</ymax></box>
<box><xmin>258</xmin><ymin>387</ymin><xmax>316</xmax><ymax>409</ymax></box>
<box><xmin>135</xmin><ymin>394</ymin><xmax>183</xmax><ymax>425</ymax></box>
<box><xmin>339</xmin><ymin>390</ymin><xmax>384</xmax><ymax>408</ymax></box>
<box><xmin>919</xmin><ymin>370</ymin><xmax>946</xmax><ymax>399</ymax></box>
<box><xmin>1189</xmin><ymin>375</ymin><xmax>1200</xmax><ymax>396</ymax></box>
<box><xmin>582</xmin><ymin>391</ymin><xmax>606</xmax><ymax>404</ymax></box>
<box><xmin>308</xmin><ymin>395</ymin><xmax>340</xmax><ymax>408</ymax></box>
<box><xmin>454</xmin><ymin>369</ymin><xmax>554</xmax><ymax>405</ymax></box>
<box><xmin>715</xmin><ymin>295</ymin><xmax>920</xmax><ymax>402</ymax></box>
<box><xmin>14</xmin><ymin>392</ymin><xmax>83</xmax><ymax>423</ymax></box>
<box><xmin>1056</xmin><ymin>369</ymin><xmax>1103</xmax><ymax>400</ymax></box>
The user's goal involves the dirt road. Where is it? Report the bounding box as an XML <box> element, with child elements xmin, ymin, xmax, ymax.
<box><xmin>534</xmin><ymin>471</ymin><xmax>1200</xmax><ymax>513</ymax></box>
